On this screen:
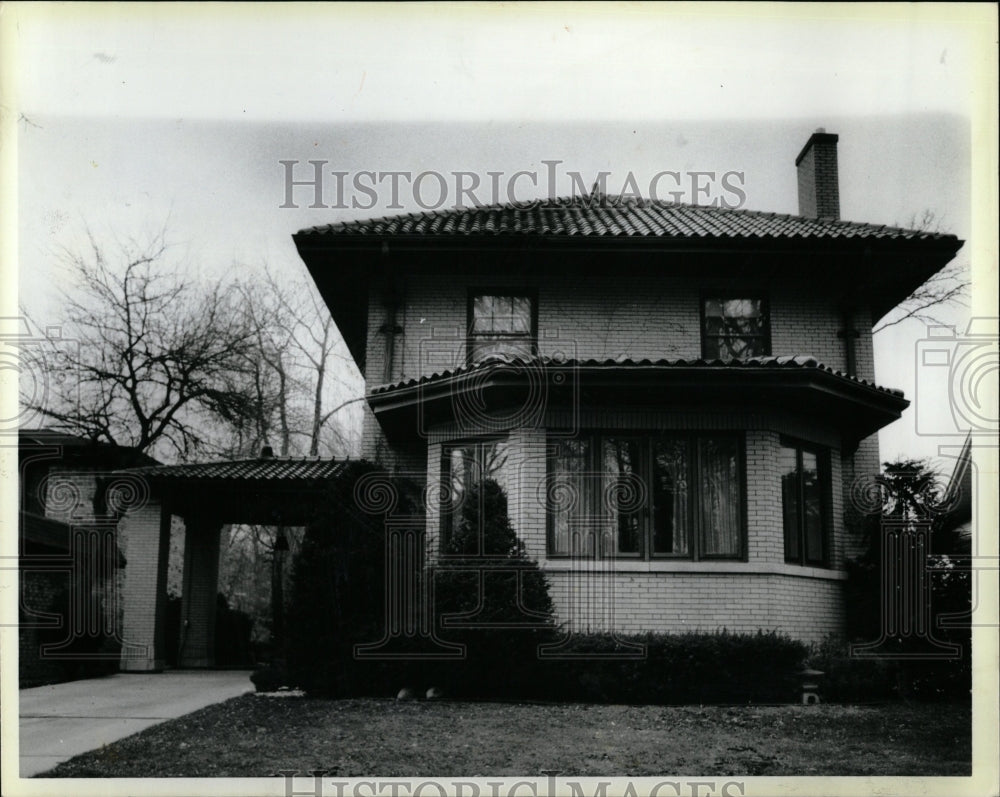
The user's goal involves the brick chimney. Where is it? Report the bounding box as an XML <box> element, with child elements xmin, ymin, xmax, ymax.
<box><xmin>795</xmin><ymin>129</ymin><xmax>840</xmax><ymax>219</ymax></box>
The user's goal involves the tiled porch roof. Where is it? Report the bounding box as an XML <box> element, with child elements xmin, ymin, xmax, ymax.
<box><xmin>369</xmin><ymin>354</ymin><xmax>904</xmax><ymax>398</ymax></box>
<box><xmin>298</xmin><ymin>195</ymin><xmax>957</xmax><ymax>242</ymax></box>
<box><xmin>123</xmin><ymin>457</ymin><xmax>351</xmax><ymax>482</ymax></box>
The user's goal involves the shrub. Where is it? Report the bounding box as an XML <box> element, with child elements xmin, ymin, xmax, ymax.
<box><xmin>538</xmin><ymin>630</ymin><xmax>808</xmax><ymax>704</ymax></box>
<box><xmin>214</xmin><ymin>593</ymin><xmax>254</xmax><ymax>665</ymax></box>
<box><xmin>842</xmin><ymin>459</ymin><xmax>972</xmax><ymax>701</ymax></box>
<box><xmin>428</xmin><ymin>477</ymin><xmax>556</xmax><ymax>699</ymax></box>
<box><xmin>285</xmin><ymin>462</ymin><xmax>424</xmax><ymax>696</ymax></box>
<box><xmin>250</xmin><ymin>662</ymin><xmax>291</xmax><ymax>693</ymax></box>
<box><xmin>806</xmin><ymin>634</ymin><xmax>899</xmax><ymax>703</ymax></box>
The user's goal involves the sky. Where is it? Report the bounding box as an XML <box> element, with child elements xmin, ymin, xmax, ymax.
<box><xmin>3</xmin><ymin>2</ymin><xmax>998</xmax><ymax>473</ymax></box>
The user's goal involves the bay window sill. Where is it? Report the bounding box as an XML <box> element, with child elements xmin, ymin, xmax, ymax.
<box><xmin>540</xmin><ymin>559</ymin><xmax>847</xmax><ymax>580</ymax></box>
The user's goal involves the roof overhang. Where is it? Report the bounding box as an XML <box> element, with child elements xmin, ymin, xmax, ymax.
<box><xmin>367</xmin><ymin>359</ymin><xmax>909</xmax><ymax>447</ymax></box>
<box><xmin>119</xmin><ymin>459</ymin><xmax>352</xmax><ymax>525</ymax></box>
<box><xmin>294</xmin><ymin>231</ymin><xmax>963</xmax><ymax>373</ymax></box>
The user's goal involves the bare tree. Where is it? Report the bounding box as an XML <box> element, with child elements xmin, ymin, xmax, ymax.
<box><xmin>21</xmin><ymin>228</ymin><xmax>257</xmax><ymax>462</ymax></box>
<box><xmin>874</xmin><ymin>210</ymin><xmax>970</xmax><ymax>333</ymax></box>
<box><xmin>233</xmin><ymin>266</ymin><xmax>364</xmax><ymax>459</ymax></box>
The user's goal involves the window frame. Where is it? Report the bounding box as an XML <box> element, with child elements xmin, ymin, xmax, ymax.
<box><xmin>466</xmin><ymin>289</ymin><xmax>538</xmax><ymax>364</ymax></box>
<box><xmin>545</xmin><ymin>431</ymin><xmax>747</xmax><ymax>562</ymax></box>
<box><xmin>439</xmin><ymin>436</ymin><xmax>510</xmax><ymax>554</ymax></box>
<box><xmin>779</xmin><ymin>436</ymin><xmax>831</xmax><ymax>568</ymax></box>
<box><xmin>699</xmin><ymin>294</ymin><xmax>772</xmax><ymax>360</ymax></box>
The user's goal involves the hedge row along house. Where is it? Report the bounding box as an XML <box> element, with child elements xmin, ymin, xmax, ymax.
<box><xmin>113</xmin><ymin>130</ymin><xmax>963</xmax><ymax>671</ymax></box>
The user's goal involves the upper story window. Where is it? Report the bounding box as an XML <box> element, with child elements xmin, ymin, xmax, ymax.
<box><xmin>702</xmin><ymin>297</ymin><xmax>770</xmax><ymax>359</ymax></box>
<box><xmin>780</xmin><ymin>439</ymin><xmax>829</xmax><ymax>567</ymax></box>
<box><xmin>468</xmin><ymin>292</ymin><xmax>535</xmax><ymax>363</ymax></box>
<box><xmin>547</xmin><ymin>432</ymin><xmax>745</xmax><ymax>561</ymax></box>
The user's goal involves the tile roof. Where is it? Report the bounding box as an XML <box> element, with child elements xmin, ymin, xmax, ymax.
<box><xmin>370</xmin><ymin>354</ymin><xmax>904</xmax><ymax>398</ymax></box>
<box><xmin>297</xmin><ymin>194</ymin><xmax>957</xmax><ymax>242</ymax></box>
<box><xmin>123</xmin><ymin>457</ymin><xmax>351</xmax><ymax>482</ymax></box>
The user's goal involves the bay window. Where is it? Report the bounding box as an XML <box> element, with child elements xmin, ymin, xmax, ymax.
<box><xmin>780</xmin><ymin>440</ymin><xmax>829</xmax><ymax>566</ymax></box>
<box><xmin>547</xmin><ymin>433</ymin><xmax>744</xmax><ymax>560</ymax></box>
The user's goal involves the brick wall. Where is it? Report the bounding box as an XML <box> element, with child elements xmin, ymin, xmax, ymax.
<box><xmin>544</xmin><ymin>570</ymin><xmax>845</xmax><ymax>644</ymax></box>
<box><xmin>119</xmin><ymin>500</ymin><xmax>171</xmax><ymax>671</ymax></box>
<box><xmin>177</xmin><ymin>521</ymin><xmax>223</xmax><ymax>668</ymax></box>
<box><xmin>421</xmin><ymin>411</ymin><xmax>850</xmax><ymax>642</ymax></box>
<box><xmin>376</xmin><ymin>273</ymin><xmax>864</xmax><ymax>384</ymax></box>
<box><xmin>360</xmin><ymin>270</ymin><xmax>887</xmax><ymax>463</ymax></box>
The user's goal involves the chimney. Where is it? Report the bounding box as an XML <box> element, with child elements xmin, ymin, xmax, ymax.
<box><xmin>795</xmin><ymin>128</ymin><xmax>840</xmax><ymax>219</ymax></box>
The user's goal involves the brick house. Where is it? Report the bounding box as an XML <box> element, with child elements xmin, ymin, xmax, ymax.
<box><xmin>291</xmin><ymin>131</ymin><xmax>964</xmax><ymax>644</ymax></box>
<box><xmin>18</xmin><ymin>429</ymin><xmax>154</xmax><ymax>685</ymax></box>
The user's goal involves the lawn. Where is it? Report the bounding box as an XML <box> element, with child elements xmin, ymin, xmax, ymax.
<box><xmin>40</xmin><ymin>696</ymin><xmax>971</xmax><ymax>778</ymax></box>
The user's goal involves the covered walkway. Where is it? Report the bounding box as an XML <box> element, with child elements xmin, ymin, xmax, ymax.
<box><xmin>116</xmin><ymin>451</ymin><xmax>349</xmax><ymax>672</ymax></box>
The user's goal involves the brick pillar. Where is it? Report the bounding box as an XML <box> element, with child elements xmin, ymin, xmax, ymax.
<box><xmin>178</xmin><ymin>520</ymin><xmax>223</xmax><ymax>668</ymax></box>
<box><xmin>119</xmin><ymin>500</ymin><xmax>171</xmax><ymax>672</ymax></box>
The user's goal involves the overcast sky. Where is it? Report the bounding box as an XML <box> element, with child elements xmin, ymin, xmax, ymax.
<box><xmin>4</xmin><ymin>2</ymin><xmax>997</xmax><ymax>471</ymax></box>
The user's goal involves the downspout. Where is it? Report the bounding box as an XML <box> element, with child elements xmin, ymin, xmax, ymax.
<box><xmin>382</xmin><ymin>294</ymin><xmax>399</xmax><ymax>384</ymax></box>
<box><xmin>378</xmin><ymin>244</ymin><xmax>403</xmax><ymax>384</ymax></box>
<box><xmin>837</xmin><ymin>306</ymin><xmax>859</xmax><ymax>378</ymax></box>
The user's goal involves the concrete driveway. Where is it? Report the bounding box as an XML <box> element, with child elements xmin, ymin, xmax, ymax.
<box><xmin>18</xmin><ymin>670</ymin><xmax>253</xmax><ymax>777</ymax></box>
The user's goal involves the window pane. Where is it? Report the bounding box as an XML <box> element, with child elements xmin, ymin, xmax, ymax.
<box><xmin>549</xmin><ymin>439</ymin><xmax>592</xmax><ymax>556</ymax></box>
<box><xmin>471</xmin><ymin>295</ymin><xmax>493</xmax><ymax>332</ymax></box>
<box><xmin>702</xmin><ymin>297</ymin><xmax>769</xmax><ymax>359</ymax></box>
<box><xmin>603</xmin><ymin>438</ymin><xmax>644</xmax><ymax>556</ymax></box>
<box><xmin>443</xmin><ymin>445</ymin><xmax>476</xmax><ymax>549</ymax></box>
<box><xmin>443</xmin><ymin>440</ymin><xmax>513</xmax><ymax>556</ymax></box>
<box><xmin>780</xmin><ymin>446</ymin><xmax>800</xmax><ymax>562</ymax></box>
<box><xmin>698</xmin><ymin>438</ymin><xmax>741</xmax><ymax>557</ymax></box>
<box><xmin>470</xmin><ymin>294</ymin><xmax>534</xmax><ymax>362</ymax></box>
<box><xmin>510</xmin><ymin>297</ymin><xmax>532</xmax><ymax>333</ymax></box>
<box><xmin>652</xmin><ymin>437</ymin><xmax>689</xmax><ymax>555</ymax></box>
<box><xmin>722</xmin><ymin>298</ymin><xmax>761</xmax><ymax>319</ymax></box>
<box><xmin>801</xmin><ymin>451</ymin><xmax>824</xmax><ymax>564</ymax></box>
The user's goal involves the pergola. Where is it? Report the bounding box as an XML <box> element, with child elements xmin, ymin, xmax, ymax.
<box><xmin>115</xmin><ymin>452</ymin><xmax>349</xmax><ymax>671</ymax></box>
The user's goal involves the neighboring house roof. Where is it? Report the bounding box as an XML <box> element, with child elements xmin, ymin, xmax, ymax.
<box><xmin>123</xmin><ymin>457</ymin><xmax>351</xmax><ymax>483</ymax></box>
<box><xmin>20</xmin><ymin>510</ymin><xmax>74</xmax><ymax>552</ymax></box>
<box><xmin>18</xmin><ymin>429</ymin><xmax>96</xmax><ymax>448</ymax></box>
<box><xmin>298</xmin><ymin>194</ymin><xmax>959</xmax><ymax>242</ymax></box>
<box><xmin>941</xmin><ymin>434</ymin><xmax>973</xmax><ymax>535</ymax></box>
<box><xmin>19</xmin><ymin>511</ymin><xmax>127</xmax><ymax>567</ymax></box>
<box><xmin>18</xmin><ymin>428</ymin><xmax>159</xmax><ymax>467</ymax></box>
<box><xmin>369</xmin><ymin>354</ymin><xmax>904</xmax><ymax>397</ymax></box>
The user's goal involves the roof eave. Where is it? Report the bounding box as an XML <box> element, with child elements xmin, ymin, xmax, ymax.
<box><xmin>367</xmin><ymin>364</ymin><xmax>909</xmax><ymax>443</ymax></box>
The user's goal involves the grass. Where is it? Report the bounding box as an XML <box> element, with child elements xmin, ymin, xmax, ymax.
<box><xmin>40</xmin><ymin>696</ymin><xmax>971</xmax><ymax>778</ymax></box>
